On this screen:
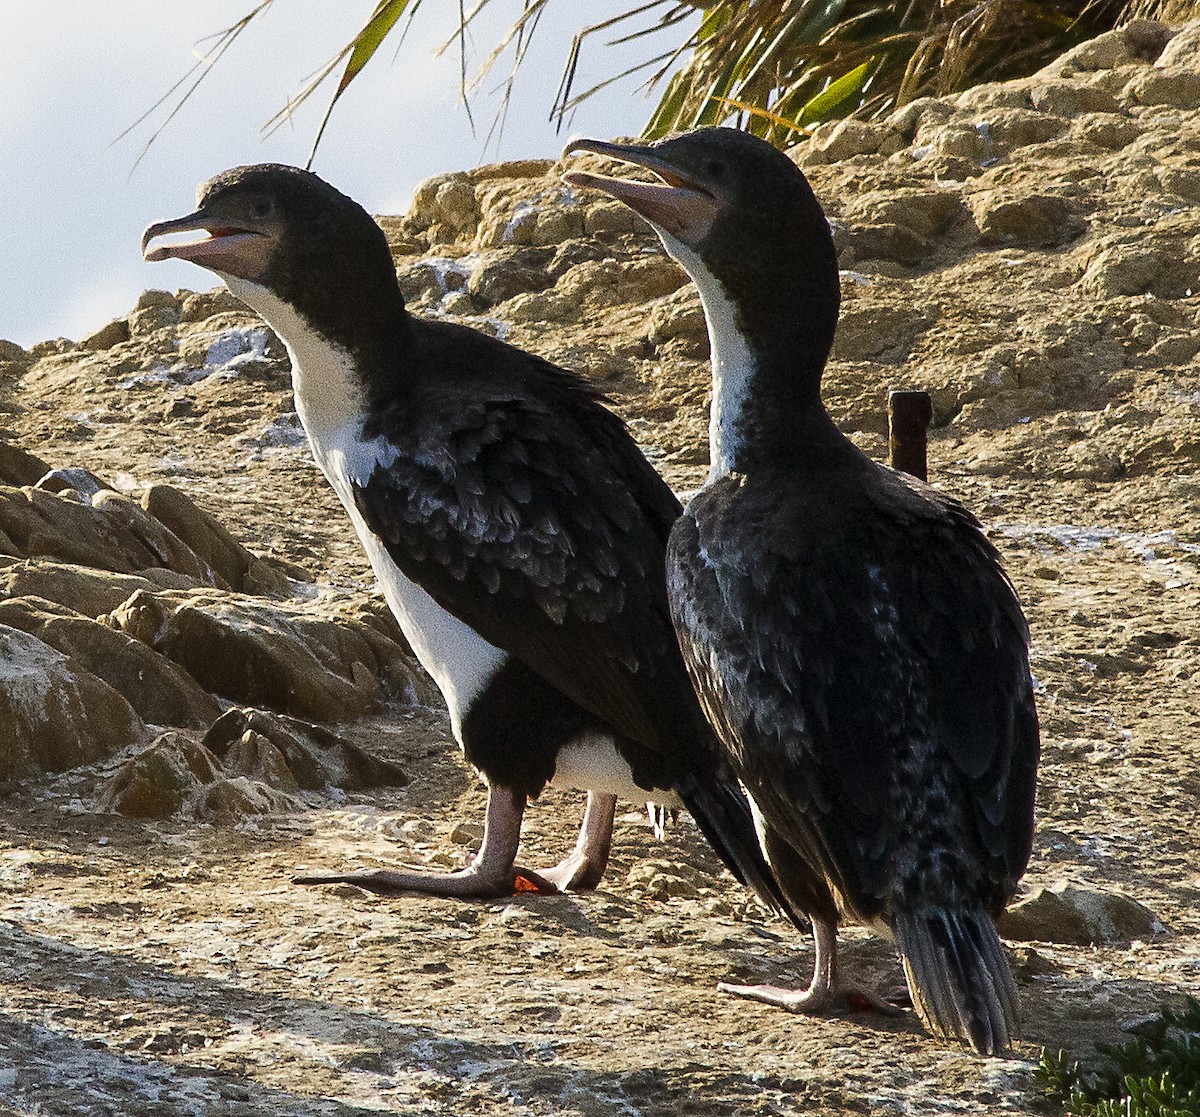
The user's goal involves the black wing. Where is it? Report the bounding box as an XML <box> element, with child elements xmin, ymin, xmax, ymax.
<box><xmin>354</xmin><ymin>326</ymin><xmax>695</xmax><ymax>786</ymax></box>
<box><xmin>668</xmin><ymin>464</ymin><xmax>1039</xmax><ymax>920</ymax></box>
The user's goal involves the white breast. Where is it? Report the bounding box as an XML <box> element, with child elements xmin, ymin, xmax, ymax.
<box><xmin>221</xmin><ymin>275</ymin><xmax>508</xmax><ymax>743</ymax></box>
<box><xmin>552</xmin><ymin>731</ymin><xmax>683</xmax><ymax>807</ymax></box>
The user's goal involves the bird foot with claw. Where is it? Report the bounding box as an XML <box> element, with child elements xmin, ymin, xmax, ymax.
<box><xmin>527</xmin><ymin>855</ymin><xmax>606</xmax><ymax>892</ymax></box>
<box><xmin>717</xmin><ymin>980</ymin><xmax>906</xmax><ymax>1017</ymax></box>
<box><xmin>294</xmin><ymin>864</ymin><xmax>559</xmax><ymax>899</ymax></box>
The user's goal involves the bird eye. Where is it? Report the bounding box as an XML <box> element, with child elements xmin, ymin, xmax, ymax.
<box><xmin>252</xmin><ymin>197</ymin><xmax>273</xmax><ymax>219</ymax></box>
<box><xmin>706</xmin><ymin>160</ymin><xmax>726</xmax><ymax>178</ymax></box>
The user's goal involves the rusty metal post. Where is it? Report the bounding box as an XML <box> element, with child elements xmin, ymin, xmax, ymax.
<box><xmin>888</xmin><ymin>390</ymin><xmax>933</xmax><ymax>482</ymax></box>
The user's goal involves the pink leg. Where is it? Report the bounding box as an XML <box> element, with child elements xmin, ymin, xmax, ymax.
<box><xmin>532</xmin><ymin>791</ymin><xmax>616</xmax><ymax>891</ymax></box>
<box><xmin>294</xmin><ymin>785</ymin><xmax>555</xmax><ymax>898</ymax></box>
<box><xmin>719</xmin><ymin>918</ymin><xmax>905</xmax><ymax>1016</ymax></box>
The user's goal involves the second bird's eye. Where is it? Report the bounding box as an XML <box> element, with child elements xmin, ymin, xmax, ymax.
<box><xmin>252</xmin><ymin>197</ymin><xmax>273</xmax><ymax>219</ymax></box>
<box><xmin>706</xmin><ymin>160</ymin><xmax>726</xmax><ymax>178</ymax></box>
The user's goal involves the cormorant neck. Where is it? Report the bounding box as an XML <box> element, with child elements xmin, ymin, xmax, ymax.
<box><xmin>663</xmin><ymin>238</ymin><xmax>840</xmax><ymax>481</ymax></box>
<box><xmin>221</xmin><ymin>269</ymin><xmax>411</xmax><ymax>440</ymax></box>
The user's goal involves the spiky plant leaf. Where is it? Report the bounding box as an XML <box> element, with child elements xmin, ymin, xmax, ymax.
<box><xmin>130</xmin><ymin>0</ymin><xmax>1197</xmax><ymax>166</ymax></box>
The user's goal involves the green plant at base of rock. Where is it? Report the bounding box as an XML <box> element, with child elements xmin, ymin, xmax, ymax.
<box><xmin>1038</xmin><ymin>998</ymin><xmax>1200</xmax><ymax>1116</ymax></box>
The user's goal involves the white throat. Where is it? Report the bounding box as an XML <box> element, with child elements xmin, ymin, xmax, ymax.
<box><xmin>219</xmin><ymin>272</ymin><xmax>507</xmax><ymax>741</ymax></box>
<box><xmin>221</xmin><ymin>274</ymin><xmax>365</xmax><ymax>441</ymax></box>
<box><xmin>655</xmin><ymin>233</ymin><xmax>755</xmax><ymax>483</ymax></box>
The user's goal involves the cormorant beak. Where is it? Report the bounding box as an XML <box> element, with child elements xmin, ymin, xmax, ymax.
<box><xmin>141</xmin><ymin>209</ymin><xmax>269</xmax><ymax>280</ymax></box>
<box><xmin>561</xmin><ymin>137</ymin><xmax>721</xmax><ymax>245</ymax></box>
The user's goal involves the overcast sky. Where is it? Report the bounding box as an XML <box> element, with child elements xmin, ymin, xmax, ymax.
<box><xmin>1</xmin><ymin>2</ymin><xmax>695</xmax><ymax>348</ymax></box>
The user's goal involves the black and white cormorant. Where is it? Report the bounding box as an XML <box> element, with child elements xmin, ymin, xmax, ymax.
<box><xmin>141</xmin><ymin>163</ymin><xmax>795</xmax><ymax>909</ymax></box>
<box><xmin>565</xmin><ymin>128</ymin><xmax>1039</xmax><ymax>1054</ymax></box>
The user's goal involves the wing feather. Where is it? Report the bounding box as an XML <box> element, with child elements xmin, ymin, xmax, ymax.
<box><xmin>668</xmin><ymin>465</ymin><xmax>1039</xmax><ymax>919</ymax></box>
<box><xmin>352</xmin><ymin>334</ymin><xmax>697</xmax><ymax>787</ymax></box>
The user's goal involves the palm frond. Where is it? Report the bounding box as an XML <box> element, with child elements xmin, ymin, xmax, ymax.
<box><xmin>126</xmin><ymin>0</ymin><xmax>1200</xmax><ymax>170</ymax></box>
<box><xmin>115</xmin><ymin>0</ymin><xmax>276</xmax><ymax>174</ymax></box>
<box><xmin>297</xmin><ymin>0</ymin><xmax>423</xmax><ymax>169</ymax></box>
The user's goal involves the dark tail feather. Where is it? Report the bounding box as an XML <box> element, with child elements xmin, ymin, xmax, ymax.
<box><xmin>676</xmin><ymin>773</ymin><xmax>810</xmax><ymax>934</ymax></box>
<box><xmin>893</xmin><ymin>906</ymin><xmax>1020</xmax><ymax>1056</ymax></box>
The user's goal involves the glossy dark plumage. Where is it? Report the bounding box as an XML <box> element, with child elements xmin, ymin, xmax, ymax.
<box><xmin>567</xmin><ymin>128</ymin><xmax>1039</xmax><ymax>1053</ymax></box>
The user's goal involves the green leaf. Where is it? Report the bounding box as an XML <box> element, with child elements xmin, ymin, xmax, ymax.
<box><xmin>336</xmin><ymin>0</ymin><xmax>414</xmax><ymax>97</ymax></box>
<box><xmin>795</xmin><ymin>59</ymin><xmax>872</xmax><ymax>122</ymax></box>
<box><xmin>643</xmin><ymin>69</ymin><xmax>691</xmax><ymax>139</ymax></box>
<box><xmin>305</xmin><ymin>0</ymin><xmax>417</xmax><ymax>165</ymax></box>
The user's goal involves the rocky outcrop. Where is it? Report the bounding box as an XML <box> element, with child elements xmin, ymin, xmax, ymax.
<box><xmin>999</xmin><ymin>882</ymin><xmax>1167</xmax><ymax>945</ymax></box>
<box><xmin>0</xmin><ymin>441</ymin><xmax>430</xmax><ymax>807</ymax></box>
<box><xmin>102</xmin><ymin>587</ymin><xmax>420</xmax><ymax>722</ymax></box>
<box><xmin>0</xmin><ymin>595</ymin><xmax>222</xmax><ymax>729</ymax></box>
<box><xmin>0</xmin><ymin>624</ymin><xmax>141</xmax><ymax>780</ymax></box>
<box><xmin>3</xmin><ymin>19</ymin><xmax>1199</xmax><ymax>818</ymax></box>
<box><xmin>353</xmin><ymin>19</ymin><xmax>1200</xmax><ymax>480</ymax></box>
<box><xmin>102</xmin><ymin>707</ymin><xmax>409</xmax><ymax>820</ymax></box>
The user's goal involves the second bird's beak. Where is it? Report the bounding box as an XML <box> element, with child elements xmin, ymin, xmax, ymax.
<box><xmin>562</xmin><ymin>138</ymin><xmax>720</xmax><ymax>245</ymax></box>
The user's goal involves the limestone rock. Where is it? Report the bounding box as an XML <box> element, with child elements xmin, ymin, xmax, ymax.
<box><xmin>502</xmin><ymin>290</ymin><xmax>573</xmax><ymax>326</ymax></box>
<box><xmin>80</xmin><ymin>319</ymin><xmax>131</xmax><ymax>352</ymax></box>
<box><xmin>91</xmin><ymin>490</ymin><xmax>224</xmax><ymax>585</ymax></box>
<box><xmin>396</xmin><ymin>258</ymin><xmax>470</xmax><ymax>306</ymax></box>
<box><xmin>627</xmin><ymin>861</ymin><xmax>702</xmax><ymax>901</ymax></box>
<box><xmin>0</xmin><ymin>595</ymin><xmax>220</xmax><ymax>729</ymax></box>
<box><xmin>0</xmin><ymin>482</ymin><xmax>215</xmax><ymax>583</ymax></box>
<box><xmin>803</xmin><ymin>119</ymin><xmax>891</xmax><ymax>164</ymax></box>
<box><xmin>0</xmin><ymin>624</ymin><xmax>142</xmax><ymax>779</ymax></box>
<box><xmin>0</xmin><ymin>442</ymin><xmax>49</xmax><ymax>487</ymax></box>
<box><xmin>103</xmin><ymin>588</ymin><xmax>422</xmax><ymax>722</ymax></box>
<box><xmin>1157</xmin><ymin>166</ymin><xmax>1200</xmax><ymax>203</ymax></box>
<box><xmin>1028</xmin><ymin>82</ymin><xmax>1118</xmax><ymax>118</ymax></box>
<box><xmin>0</xmin><ymin>339</ymin><xmax>31</xmax><ymax>366</ymax></box>
<box><xmin>1080</xmin><ymin>234</ymin><xmax>1200</xmax><ymax>299</ymax></box>
<box><xmin>142</xmin><ymin>484</ymin><xmax>293</xmax><ymax>596</ymax></box>
<box><xmin>0</xmin><ymin>464</ymin><xmax>292</xmax><ymax>597</ymax></box>
<box><xmin>649</xmin><ymin>289</ymin><xmax>708</xmax><ymax>359</ymax></box>
<box><xmin>203</xmin><ymin>776</ymin><xmax>299</xmax><ymax>820</ymax></box>
<box><xmin>885</xmin><ymin>97</ymin><xmax>954</xmax><ymax>139</ymax></box>
<box><xmin>1034</xmin><ymin>28</ymin><xmax>1135</xmax><ymax>77</ymax></box>
<box><xmin>474</xmin><ymin>187</ymin><xmax>582</xmax><ymax>249</ymax></box>
<box><xmin>468</xmin><ymin>250</ymin><xmax>553</xmax><ymax>306</ymax></box>
<box><xmin>582</xmin><ymin>201</ymin><xmax>642</xmax><ymax>238</ymax></box>
<box><xmin>999</xmin><ymin>882</ymin><xmax>1165</xmax><ymax>945</ymax></box>
<box><xmin>623</xmin><ymin>256</ymin><xmax>688</xmax><ymax>301</ymax></box>
<box><xmin>409</xmin><ymin>173</ymin><xmax>479</xmax><ymax>236</ymax></box>
<box><xmin>842</xmin><ymin>189</ymin><xmax>968</xmax><ymax>239</ymax></box>
<box><xmin>1070</xmin><ymin>112</ymin><xmax>1143</xmax><ymax>149</ymax></box>
<box><xmin>832</xmin><ymin>304</ymin><xmax>937</xmax><ymax>363</ymax></box>
<box><xmin>836</xmin><ymin>222</ymin><xmax>935</xmax><ymax>266</ymax></box>
<box><xmin>214</xmin><ymin>730</ymin><xmax>301</xmax><ymax>794</ymax></box>
<box><xmin>915</xmin><ymin>122</ymin><xmax>992</xmax><ymax>163</ymax></box>
<box><xmin>203</xmin><ymin>707</ymin><xmax>409</xmax><ymax>790</ymax></box>
<box><xmin>102</xmin><ymin>732</ymin><xmax>223</xmax><ymax>818</ymax></box>
<box><xmin>953</xmin><ymin>81</ymin><xmax>1034</xmax><ymax>112</ymax></box>
<box><xmin>179</xmin><ymin>288</ymin><xmax>249</xmax><ymax>322</ymax></box>
<box><xmin>0</xmin><ymin>559</ymin><xmax>162</xmax><ymax>617</ymax></box>
<box><xmin>129</xmin><ymin>301</ymin><xmax>179</xmax><ymax>338</ymax></box>
<box><xmin>1123</xmin><ymin>66</ymin><xmax>1200</xmax><ymax>109</ymax></box>
<box><xmin>977</xmin><ymin>108</ymin><xmax>1069</xmax><ymax>150</ymax></box>
<box><xmin>968</xmin><ymin>190</ymin><xmax>1084</xmax><ymax>246</ymax></box>
<box><xmin>1154</xmin><ymin>19</ymin><xmax>1200</xmax><ymax>68</ymax></box>
<box><xmin>103</xmin><ymin>706</ymin><xmax>404</xmax><ymax>820</ymax></box>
